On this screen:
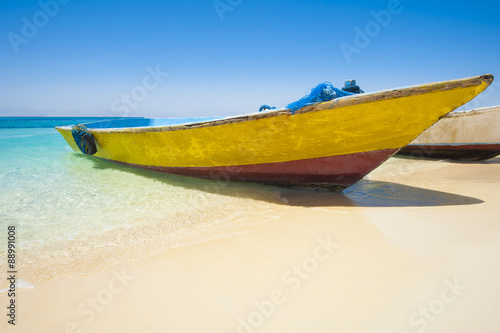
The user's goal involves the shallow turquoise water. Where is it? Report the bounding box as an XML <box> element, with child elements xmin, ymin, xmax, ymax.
<box><xmin>0</xmin><ymin>118</ymin><xmax>286</xmax><ymax>288</ymax></box>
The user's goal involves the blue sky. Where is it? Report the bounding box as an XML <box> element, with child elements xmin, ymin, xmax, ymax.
<box><xmin>0</xmin><ymin>0</ymin><xmax>499</xmax><ymax>117</ymax></box>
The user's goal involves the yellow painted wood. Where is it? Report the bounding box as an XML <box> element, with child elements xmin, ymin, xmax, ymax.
<box><xmin>56</xmin><ymin>77</ymin><xmax>491</xmax><ymax>168</ymax></box>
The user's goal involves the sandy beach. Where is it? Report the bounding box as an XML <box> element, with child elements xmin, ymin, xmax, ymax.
<box><xmin>2</xmin><ymin>156</ymin><xmax>500</xmax><ymax>333</ymax></box>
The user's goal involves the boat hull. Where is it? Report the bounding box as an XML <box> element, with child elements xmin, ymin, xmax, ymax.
<box><xmin>399</xmin><ymin>144</ymin><xmax>500</xmax><ymax>161</ymax></box>
<box><xmin>56</xmin><ymin>74</ymin><xmax>494</xmax><ymax>189</ymax></box>
<box><xmin>114</xmin><ymin>148</ymin><xmax>399</xmax><ymax>191</ymax></box>
<box><xmin>399</xmin><ymin>105</ymin><xmax>500</xmax><ymax>161</ymax></box>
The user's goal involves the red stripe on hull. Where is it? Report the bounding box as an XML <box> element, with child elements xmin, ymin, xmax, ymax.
<box><xmin>399</xmin><ymin>144</ymin><xmax>500</xmax><ymax>161</ymax></box>
<box><xmin>111</xmin><ymin>149</ymin><xmax>399</xmax><ymax>191</ymax></box>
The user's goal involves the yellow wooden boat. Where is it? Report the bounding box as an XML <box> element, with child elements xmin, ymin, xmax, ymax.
<box><xmin>56</xmin><ymin>74</ymin><xmax>493</xmax><ymax>191</ymax></box>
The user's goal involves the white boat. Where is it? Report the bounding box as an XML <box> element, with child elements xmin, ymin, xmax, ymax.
<box><xmin>399</xmin><ymin>105</ymin><xmax>500</xmax><ymax>160</ymax></box>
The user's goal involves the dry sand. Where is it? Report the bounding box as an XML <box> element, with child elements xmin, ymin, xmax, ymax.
<box><xmin>2</xmin><ymin>156</ymin><xmax>500</xmax><ymax>333</ymax></box>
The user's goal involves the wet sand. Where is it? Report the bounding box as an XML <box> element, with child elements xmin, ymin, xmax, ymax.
<box><xmin>2</xmin><ymin>157</ymin><xmax>500</xmax><ymax>333</ymax></box>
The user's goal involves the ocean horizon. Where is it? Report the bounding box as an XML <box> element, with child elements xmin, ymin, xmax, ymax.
<box><xmin>0</xmin><ymin>117</ymin><xmax>131</xmax><ymax>129</ymax></box>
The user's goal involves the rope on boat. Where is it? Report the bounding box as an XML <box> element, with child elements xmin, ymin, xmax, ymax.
<box><xmin>71</xmin><ymin>124</ymin><xmax>97</xmax><ymax>155</ymax></box>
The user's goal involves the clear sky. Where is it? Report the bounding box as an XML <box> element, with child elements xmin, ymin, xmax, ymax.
<box><xmin>0</xmin><ymin>0</ymin><xmax>499</xmax><ymax>117</ymax></box>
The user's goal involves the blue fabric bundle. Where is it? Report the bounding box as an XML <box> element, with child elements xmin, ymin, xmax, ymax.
<box><xmin>286</xmin><ymin>82</ymin><xmax>355</xmax><ymax>114</ymax></box>
<box><xmin>258</xmin><ymin>81</ymin><xmax>364</xmax><ymax>114</ymax></box>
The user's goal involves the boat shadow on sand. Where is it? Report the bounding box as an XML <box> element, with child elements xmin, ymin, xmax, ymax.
<box><xmin>77</xmin><ymin>155</ymin><xmax>483</xmax><ymax>208</ymax></box>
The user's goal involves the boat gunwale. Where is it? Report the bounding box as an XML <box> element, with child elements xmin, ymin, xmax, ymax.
<box><xmin>55</xmin><ymin>74</ymin><xmax>494</xmax><ymax>134</ymax></box>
